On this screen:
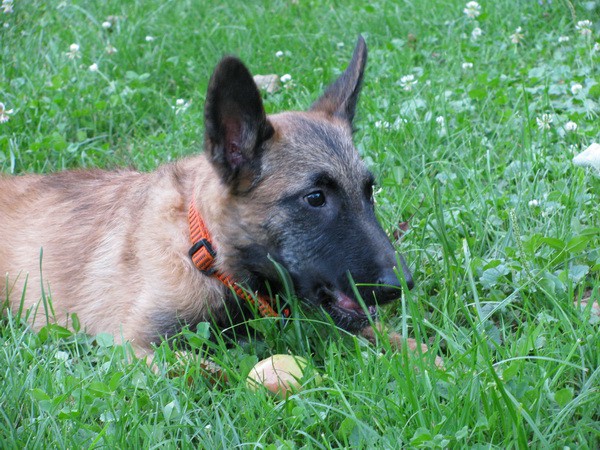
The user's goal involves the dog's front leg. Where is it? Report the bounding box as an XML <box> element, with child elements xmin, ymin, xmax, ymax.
<box><xmin>359</xmin><ymin>323</ymin><xmax>444</xmax><ymax>368</ymax></box>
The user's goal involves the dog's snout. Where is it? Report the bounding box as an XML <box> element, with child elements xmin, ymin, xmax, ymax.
<box><xmin>374</xmin><ymin>265</ymin><xmax>413</xmax><ymax>304</ymax></box>
<box><xmin>376</xmin><ymin>270</ymin><xmax>402</xmax><ymax>303</ymax></box>
<box><xmin>373</xmin><ymin>254</ymin><xmax>414</xmax><ymax>303</ymax></box>
<box><xmin>376</xmin><ymin>270</ymin><xmax>399</xmax><ymax>289</ymax></box>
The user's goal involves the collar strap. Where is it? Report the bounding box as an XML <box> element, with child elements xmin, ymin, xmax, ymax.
<box><xmin>188</xmin><ymin>200</ymin><xmax>290</xmax><ymax>319</ymax></box>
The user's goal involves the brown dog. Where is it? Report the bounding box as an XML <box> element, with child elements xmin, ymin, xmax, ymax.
<box><xmin>1</xmin><ymin>37</ymin><xmax>431</xmax><ymax>361</ymax></box>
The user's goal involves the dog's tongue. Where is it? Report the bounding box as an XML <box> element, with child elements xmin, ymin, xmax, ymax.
<box><xmin>335</xmin><ymin>291</ymin><xmax>376</xmax><ymax>315</ymax></box>
<box><xmin>336</xmin><ymin>291</ymin><xmax>362</xmax><ymax>311</ymax></box>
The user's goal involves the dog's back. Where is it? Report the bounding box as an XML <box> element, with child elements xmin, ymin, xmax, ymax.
<box><xmin>0</xmin><ymin>162</ymin><xmax>228</xmax><ymax>349</ymax></box>
<box><xmin>1</xmin><ymin>170</ymin><xmax>147</xmax><ymax>330</ymax></box>
<box><xmin>0</xmin><ymin>37</ymin><xmax>419</xmax><ymax>359</ymax></box>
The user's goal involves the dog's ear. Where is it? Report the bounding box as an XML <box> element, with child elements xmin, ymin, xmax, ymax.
<box><xmin>204</xmin><ymin>56</ymin><xmax>274</xmax><ymax>193</ymax></box>
<box><xmin>310</xmin><ymin>35</ymin><xmax>367</xmax><ymax>126</ymax></box>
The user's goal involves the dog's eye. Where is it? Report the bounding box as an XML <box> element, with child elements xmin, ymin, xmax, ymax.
<box><xmin>304</xmin><ymin>191</ymin><xmax>326</xmax><ymax>207</ymax></box>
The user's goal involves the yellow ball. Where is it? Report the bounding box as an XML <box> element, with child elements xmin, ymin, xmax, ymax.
<box><xmin>247</xmin><ymin>354</ymin><xmax>313</xmax><ymax>398</ymax></box>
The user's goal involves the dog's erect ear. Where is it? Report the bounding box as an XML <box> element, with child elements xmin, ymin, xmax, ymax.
<box><xmin>204</xmin><ymin>56</ymin><xmax>274</xmax><ymax>193</ymax></box>
<box><xmin>310</xmin><ymin>35</ymin><xmax>367</xmax><ymax>126</ymax></box>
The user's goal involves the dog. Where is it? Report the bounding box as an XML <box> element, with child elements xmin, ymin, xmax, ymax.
<box><xmin>1</xmin><ymin>36</ymin><xmax>433</xmax><ymax>363</ymax></box>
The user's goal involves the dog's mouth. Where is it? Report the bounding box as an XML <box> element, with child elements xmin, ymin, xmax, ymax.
<box><xmin>317</xmin><ymin>287</ymin><xmax>377</xmax><ymax>330</ymax></box>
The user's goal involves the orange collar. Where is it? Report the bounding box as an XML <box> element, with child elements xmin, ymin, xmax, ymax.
<box><xmin>188</xmin><ymin>200</ymin><xmax>289</xmax><ymax>319</ymax></box>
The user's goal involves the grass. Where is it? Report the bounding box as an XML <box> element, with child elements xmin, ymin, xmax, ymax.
<box><xmin>1</xmin><ymin>0</ymin><xmax>599</xmax><ymax>447</ymax></box>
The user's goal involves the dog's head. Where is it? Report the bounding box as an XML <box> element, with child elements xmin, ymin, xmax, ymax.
<box><xmin>203</xmin><ymin>36</ymin><xmax>413</xmax><ymax>332</ymax></box>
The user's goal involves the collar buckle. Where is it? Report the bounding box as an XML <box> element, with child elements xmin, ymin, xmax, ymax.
<box><xmin>188</xmin><ymin>238</ymin><xmax>217</xmax><ymax>275</ymax></box>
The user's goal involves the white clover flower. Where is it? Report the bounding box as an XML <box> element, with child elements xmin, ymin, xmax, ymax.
<box><xmin>172</xmin><ymin>98</ymin><xmax>191</xmax><ymax>115</ymax></box>
<box><xmin>462</xmin><ymin>62</ymin><xmax>474</xmax><ymax>70</ymax></box>
<box><xmin>105</xmin><ymin>43</ymin><xmax>117</xmax><ymax>54</ymax></box>
<box><xmin>0</xmin><ymin>102</ymin><xmax>14</xmax><ymax>123</ymax></box>
<box><xmin>463</xmin><ymin>1</ymin><xmax>481</xmax><ymax>19</ymax></box>
<box><xmin>102</xmin><ymin>21</ymin><xmax>112</xmax><ymax>29</ymax></box>
<box><xmin>2</xmin><ymin>0</ymin><xmax>13</xmax><ymax>14</ymax></box>
<box><xmin>66</xmin><ymin>43</ymin><xmax>81</xmax><ymax>59</ymax></box>
<box><xmin>145</xmin><ymin>35</ymin><xmax>155</xmax><ymax>42</ymax></box>
<box><xmin>275</xmin><ymin>50</ymin><xmax>284</xmax><ymax>58</ymax></box>
<box><xmin>280</xmin><ymin>73</ymin><xmax>292</xmax><ymax>83</ymax></box>
<box><xmin>393</xmin><ymin>117</ymin><xmax>408</xmax><ymax>129</ymax></box>
<box><xmin>571</xmin><ymin>83</ymin><xmax>583</xmax><ymax>95</ymax></box>
<box><xmin>374</xmin><ymin>120</ymin><xmax>391</xmax><ymax>129</ymax></box>
<box><xmin>564</xmin><ymin>121</ymin><xmax>578</xmax><ymax>132</ymax></box>
<box><xmin>576</xmin><ymin>20</ymin><xmax>593</xmax><ymax>37</ymax></box>
<box><xmin>399</xmin><ymin>74</ymin><xmax>418</xmax><ymax>91</ymax></box>
<box><xmin>54</xmin><ymin>350</ymin><xmax>70</xmax><ymax>362</ymax></box>
<box><xmin>536</xmin><ymin>113</ymin><xmax>553</xmax><ymax>130</ymax></box>
<box><xmin>471</xmin><ymin>27</ymin><xmax>483</xmax><ymax>40</ymax></box>
<box><xmin>510</xmin><ymin>27</ymin><xmax>524</xmax><ymax>44</ymax></box>
<box><xmin>558</xmin><ymin>36</ymin><xmax>570</xmax><ymax>43</ymax></box>
<box><xmin>435</xmin><ymin>116</ymin><xmax>447</xmax><ymax>136</ymax></box>
<box><xmin>573</xmin><ymin>143</ymin><xmax>600</xmax><ymax>170</ymax></box>
<box><xmin>594</xmin><ymin>42</ymin><xmax>600</xmax><ymax>52</ymax></box>
<box><xmin>528</xmin><ymin>199</ymin><xmax>540</xmax><ymax>208</ymax></box>
<box><xmin>88</xmin><ymin>63</ymin><xmax>98</xmax><ymax>72</ymax></box>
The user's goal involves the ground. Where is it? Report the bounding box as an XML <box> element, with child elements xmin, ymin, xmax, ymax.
<box><xmin>1</xmin><ymin>0</ymin><xmax>599</xmax><ymax>448</ymax></box>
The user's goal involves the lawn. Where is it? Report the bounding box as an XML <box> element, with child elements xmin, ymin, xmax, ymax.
<box><xmin>1</xmin><ymin>0</ymin><xmax>599</xmax><ymax>448</ymax></box>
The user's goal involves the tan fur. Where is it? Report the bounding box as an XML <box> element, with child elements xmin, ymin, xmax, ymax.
<box><xmin>0</xmin><ymin>113</ymin><xmax>359</xmax><ymax>354</ymax></box>
<box><xmin>0</xmin><ymin>113</ymin><xmax>433</xmax><ymax>363</ymax></box>
<box><xmin>1</xmin><ymin>40</ymin><xmax>439</xmax><ymax>365</ymax></box>
<box><xmin>0</xmin><ymin>156</ymin><xmax>228</xmax><ymax>354</ymax></box>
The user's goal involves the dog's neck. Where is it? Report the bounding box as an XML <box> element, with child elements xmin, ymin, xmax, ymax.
<box><xmin>187</xmin><ymin>198</ymin><xmax>290</xmax><ymax>319</ymax></box>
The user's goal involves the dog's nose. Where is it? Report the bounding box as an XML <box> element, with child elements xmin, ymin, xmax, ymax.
<box><xmin>375</xmin><ymin>264</ymin><xmax>414</xmax><ymax>303</ymax></box>
<box><xmin>375</xmin><ymin>270</ymin><xmax>402</xmax><ymax>304</ymax></box>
